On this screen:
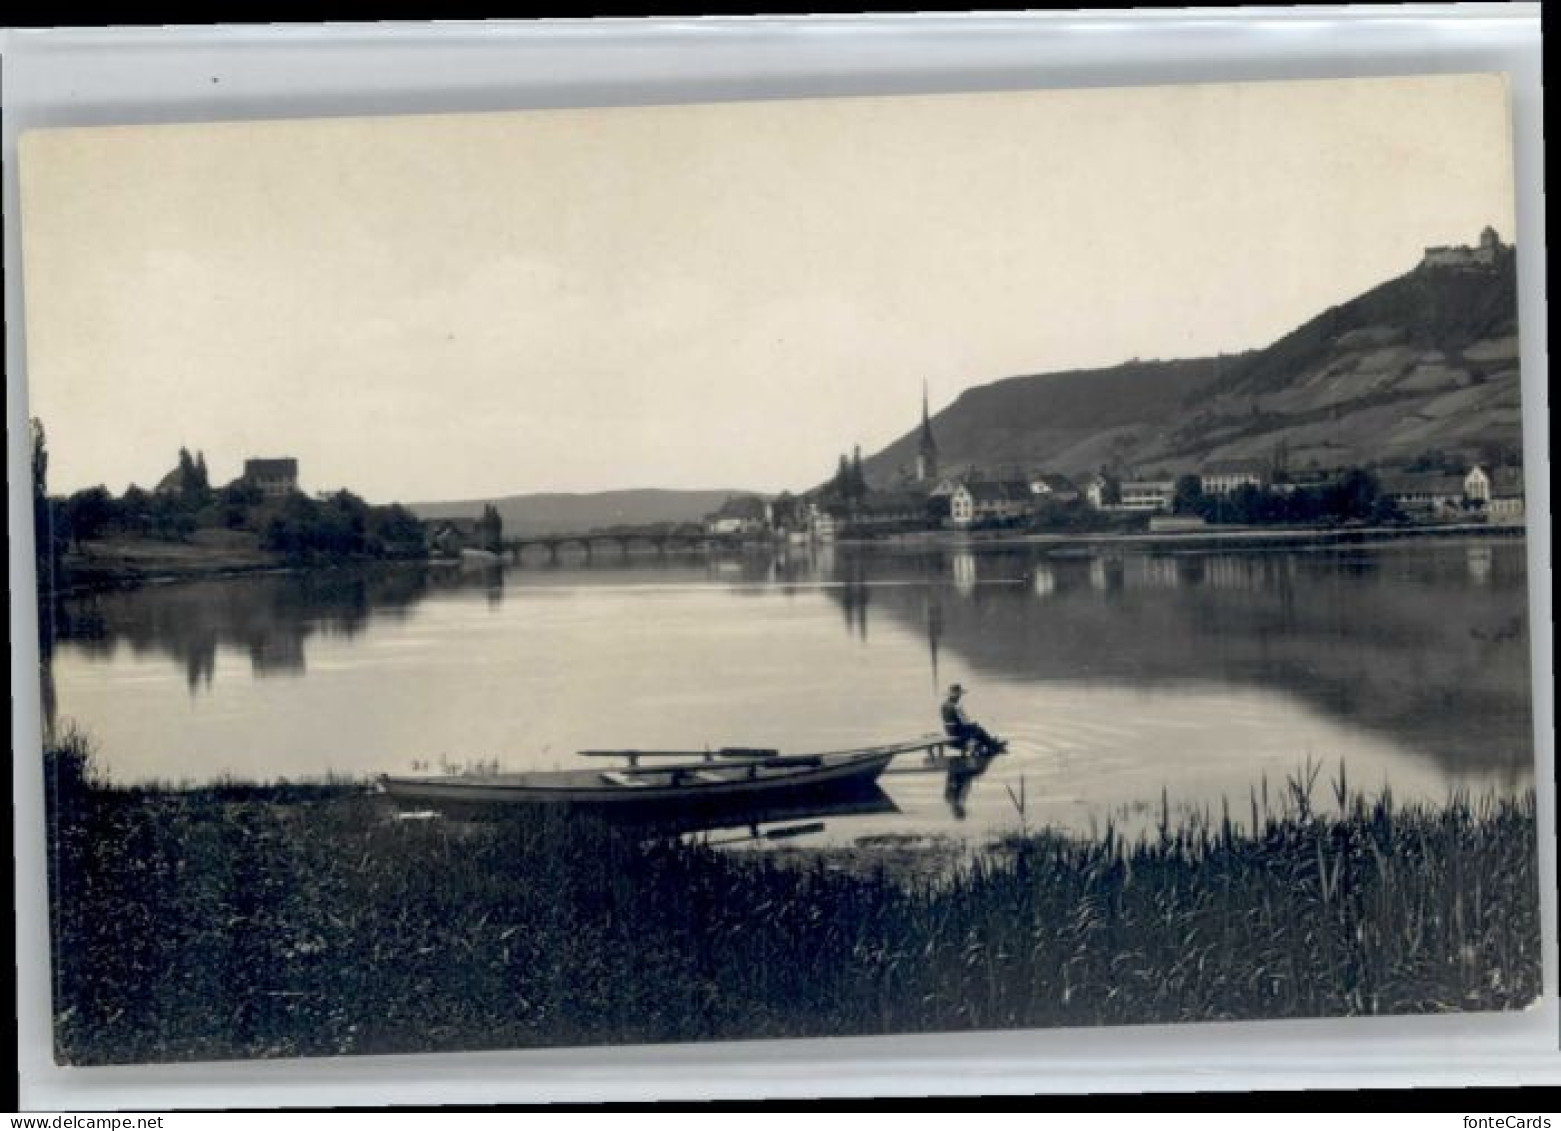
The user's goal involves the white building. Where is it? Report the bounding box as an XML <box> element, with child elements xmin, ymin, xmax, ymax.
<box><xmin>949</xmin><ymin>481</ymin><xmax>1033</xmax><ymax>528</ymax></box>
<box><xmin>1083</xmin><ymin>474</ymin><xmax>1111</xmax><ymax>509</ymax></box>
<box><xmin>1480</xmin><ymin>466</ymin><xmax>1525</xmax><ymax>525</ymax></box>
<box><xmin>1114</xmin><ymin>480</ymin><xmax>1176</xmax><ymax>513</ymax></box>
<box><xmin>704</xmin><ymin>495</ymin><xmax>768</xmax><ymax>536</ymax></box>
<box><xmin>1200</xmin><ymin>459</ymin><xmax>1267</xmax><ymax>497</ymax></box>
<box><xmin>1379</xmin><ymin>472</ymin><xmax>1465</xmax><ymax>515</ymax></box>
<box><xmin>1488</xmin><ymin>496</ymin><xmax>1525</xmax><ymax>525</ymax></box>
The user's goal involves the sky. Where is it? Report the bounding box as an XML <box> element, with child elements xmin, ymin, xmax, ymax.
<box><xmin>21</xmin><ymin>73</ymin><xmax>1515</xmax><ymax>502</ymax></box>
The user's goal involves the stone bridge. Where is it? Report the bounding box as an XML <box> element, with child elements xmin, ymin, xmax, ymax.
<box><xmin>497</xmin><ymin>528</ymin><xmax>749</xmax><ymax>564</ymax></box>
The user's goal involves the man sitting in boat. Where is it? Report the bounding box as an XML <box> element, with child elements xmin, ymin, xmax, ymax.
<box><xmin>940</xmin><ymin>683</ymin><xmax>1005</xmax><ymax>757</ymax></box>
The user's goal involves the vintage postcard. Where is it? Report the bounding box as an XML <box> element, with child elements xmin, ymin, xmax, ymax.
<box><xmin>20</xmin><ymin>72</ymin><xmax>1540</xmax><ymax>1066</ymax></box>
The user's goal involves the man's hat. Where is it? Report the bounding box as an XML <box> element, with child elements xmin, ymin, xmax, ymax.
<box><xmin>949</xmin><ymin>683</ymin><xmax>965</xmax><ymax>695</ymax></box>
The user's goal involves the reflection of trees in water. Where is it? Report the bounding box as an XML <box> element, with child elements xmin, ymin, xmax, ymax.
<box><xmin>820</xmin><ymin>542</ymin><xmax>1535</xmax><ymax>776</ymax></box>
<box><xmin>924</xmin><ymin>592</ymin><xmax>944</xmax><ymax>691</ymax></box>
<box><xmin>437</xmin><ymin>563</ymin><xmax>507</xmax><ymax>609</ymax></box>
<box><xmin>51</xmin><ymin>566</ymin><xmax>436</xmax><ymax>693</ymax></box>
<box><xmin>835</xmin><ymin>555</ymin><xmax>871</xmax><ymax>642</ymax></box>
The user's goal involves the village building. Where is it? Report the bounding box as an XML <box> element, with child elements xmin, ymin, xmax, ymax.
<box><xmin>242</xmin><ymin>457</ymin><xmax>300</xmax><ymax>499</ymax></box>
<box><xmin>1270</xmin><ymin>467</ymin><xmax>1339</xmax><ymax>495</ymax></box>
<box><xmin>424</xmin><ymin>517</ymin><xmax>481</xmax><ymax>556</ymax></box>
<box><xmin>848</xmin><ymin>491</ymin><xmax>930</xmax><ymax>532</ymax></box>
<box><xmin>1487</xmin><ymin>494</ymin><xmax>1525</xmax><ymax>525</ymax></box>
<box><xmin>1478</xmin><ymin>467</ymin><xmax>1526</xmax><ymax>525</ymax></box>
<box><xmin>1462</xmin><ymin>465</ymin><xmax>1523</xmax><ymax>506</ymax></box>
<box><xmin>1378</xmin><ymin>471</ymin><xmax>1466</xmax><ymax>516</ymax></box>
<box><xmin>1028</xmin><ymin>473</ymin><xmax>1079</xmax><ymax>503</ymax></box>
<box><xmin>152</xmin><ymin>450</ymin><xmax>212</xmax><ymax>496</ymax></box>
<box><xmin>1114</xmin><ymin>479</ymin><xmax>1177</xmax><ymax>513</ymax></box>
<box><xmin>705</xmin><ymin>495</ymin><xmax>769</xmax><ymax>536</ymax></box>
<box><xmin>1082</xmin><ymin>473</ymin><xmax>1174</xmax><ymax>512</ymax></box>
<box><xmin>949</xmin><ymin>481</ymin><xmax>1033</xmax><ymax>528</ymax></box>
<box><xmin>1199</xmin><ymin>458</ymin><xmax>1268</xmax><ymax>497</ymax></box>
<box><xmin>805</xmin><ymin>501</ymin><xmax>839</xmax><ymax>543</ymax></box>
<box><xmin>765</xmin><ymin>494</ymin><xmax>807</xmax><ymax>538</ymax></box>
<box><xmin>154</xmin><ymin>466</ymin><xmax>187</xmax><ymax>495</ymax></box>
<box><xmin>1082</xmin><ymin>473</ymin><xmax>1111</xmax><ymax>509</ymax></box>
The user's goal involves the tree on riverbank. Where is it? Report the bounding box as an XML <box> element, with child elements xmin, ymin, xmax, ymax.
<box><xmin>31</xmin><ymin>419</ymin><xmax>71</xmax><ymax>639</ymax></box>
<box><xmin>32</xmin><ymin>430</ymin><xmax>430</xmax><ymax>567</ymax></box>
<box><xmin>261</xmin><ymin>490</ymin><xmax>426</xmax><ymax>560</ymax></box>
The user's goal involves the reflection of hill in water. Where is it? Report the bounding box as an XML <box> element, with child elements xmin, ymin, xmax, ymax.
<box><xmin>824</xmin><ymin>542</ymin><xmax>1534</xmax><ymax>776</ymax></box>
<box><xmin>46</xmin><ymin>544</ymin><xmax>1534</xmax><ymax>779</ymax></box>
<box><xmin>48</xmin><ymin>556</ymin><xmax>786</xmax><ymax>696</ymax></box>
<box><xmin>52</xmin><ymin>567</ymin><xmax>466</xmax><ymax>692</ymax></box>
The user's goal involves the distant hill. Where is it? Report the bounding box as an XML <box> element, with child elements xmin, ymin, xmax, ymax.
<box><xmin>408</xmin><ymin>489</ymin><xmax>757</xmax><ymax>537</ymax></box>
<box><xmin>866</xmin><ymin>242</ymin><xmax>1522</xmax><ymax>483</ymax></box>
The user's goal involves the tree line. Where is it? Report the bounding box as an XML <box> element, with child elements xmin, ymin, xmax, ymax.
<box><xmin>1169</xmin><ymin>468</ymin><xmax>1403</xmax><ymax>526</ymax></box>
<box><xmin>31</xmin><ymin>423</ymin><xmax>427</xmax><ymax>565</ymax></box>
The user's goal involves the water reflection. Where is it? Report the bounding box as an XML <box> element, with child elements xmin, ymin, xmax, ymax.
<box><xmin>813</xmin><ymin>540</ymin><xmax>1533</xmax><ymax>776</ymax></box>
<box><xmin>53</xmin><ymin>566</ymin><xmax>457</xmax><ymax>692</ymax></box>
<box><xmin>951</xmin><ymin>551</ymin><xmax>977</xmax><ymax>597</ymax></box>
<box><xmin>694</xmin><ymin>785</ymin><xmax>900</xmax><ymax>840</ymax></box>
<box><xmin>1089</xmin><ymin>556</ymin><xmax>1123</xmax><ymax>594</ymax></box>
<box><xmin>46</xmin><ymin>537</ymin><xmax>1535</xmax><ymax>796</ymax></box>
<box><xmin>836</xmin><ymin>557</ymin><xmax>871</xmax><ymax>642</ymax></box>
<box><xmin>943</xmin><ymin>751</ymin><xmax>1001</xmax><ymax>821</ymax></box>
<box><xmin>1467</xmin><ymin>544</ymin><xmax>1493</xmax><ymax>585</ymax></box>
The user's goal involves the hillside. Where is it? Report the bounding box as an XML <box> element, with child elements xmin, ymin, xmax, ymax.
<box><xmin>409</xmin><ymin>489</ymin><xmax>754</xmax><ymax>536</ymax></box>
<box><xmin>865</xmin><ymin>358</ymin><xmax>1231</xmax><ymax>485</ymax></box>
<box><xmin>866</xmin><ymin>243</ymin><xmax>1522</xmax><ymax>483</ymax></box>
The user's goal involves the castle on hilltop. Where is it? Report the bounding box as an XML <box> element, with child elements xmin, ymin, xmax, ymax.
<box><xmin>1421</xmin><ymin>226</ymin><xmax>1506</xmax><ymax>270</ymax></box>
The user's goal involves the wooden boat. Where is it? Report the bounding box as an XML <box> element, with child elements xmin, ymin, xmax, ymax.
<box><xmin>378</xmin><ymin>737</ymin><xmax>938</xmax><ymax>825</ymax></box>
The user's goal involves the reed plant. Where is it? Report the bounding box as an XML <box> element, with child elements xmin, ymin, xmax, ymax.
<box><xmin>43</xmin><ymin>742</ymin><xmax>1540</xmax><ymax>1065</ymax></box>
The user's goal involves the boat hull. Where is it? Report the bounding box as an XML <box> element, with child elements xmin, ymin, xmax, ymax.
<box><xmin>381</xmin><ymin>748</ymin><xmax>898</xmax><ymax>827</ymax></box>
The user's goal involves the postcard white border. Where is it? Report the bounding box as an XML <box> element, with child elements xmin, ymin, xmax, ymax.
<box><xmin>5</xmin><ymin>6</ymin><xmax>1552</xmax><ymax>1108</ymax></box>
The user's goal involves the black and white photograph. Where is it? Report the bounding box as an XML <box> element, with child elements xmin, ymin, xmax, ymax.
<box><xmin>18</xmin><ymin>68</ymin><xmax>1544</xmax><ymax>1071</ymax></box>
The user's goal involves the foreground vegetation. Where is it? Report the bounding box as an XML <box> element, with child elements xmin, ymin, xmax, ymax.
<box><xmin>44</xmin><ymin>735</ymin><xmax>1539</xmax><ymax>1065</ymax></box>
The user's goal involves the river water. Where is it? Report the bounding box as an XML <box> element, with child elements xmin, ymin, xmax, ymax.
<box><xmin>44</xmin><ymin>536</ymin><xmax>1537</xmax><ymax>843</ymax></box>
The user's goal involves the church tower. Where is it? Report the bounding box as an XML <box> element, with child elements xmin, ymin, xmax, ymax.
<box><xmin>915</xmin><ymin>382</ymin><xmax>939</xmax><ymax>484</ymax></box>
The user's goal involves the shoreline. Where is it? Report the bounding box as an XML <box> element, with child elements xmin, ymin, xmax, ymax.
<box><xmin>47</xmin><ymin>521</ymin><xmax>1526</xmax><ymax>596</ymax></box>
<box><xmin>834</xmin><ymin>520</ymin><xmax>1526</xmax><ymax>554</ymax></box>
<box><xmin>46</xmin><ymin>545</ymin><xmax>435</xmax><ymax>598</ymax></box>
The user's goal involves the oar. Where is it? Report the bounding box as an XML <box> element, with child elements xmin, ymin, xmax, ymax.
<box><xmin>579</xmin><ymin>747</ymin><xmax>779</xmax><ymax>766</ymax></box>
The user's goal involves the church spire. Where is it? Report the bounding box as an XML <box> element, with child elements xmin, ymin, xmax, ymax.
<box><xmin>916</xmin><ymin>381</ymin><xmax>939</xmax><ymax>483</ymax></box>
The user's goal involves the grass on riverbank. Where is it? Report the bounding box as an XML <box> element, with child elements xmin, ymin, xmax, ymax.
<box><xmin>52</xmin><ymin>531</ymin><xmax>288</xmax><ymax>592</ymax></box>
<box><xmin>43</xmin><ymin>733</ymin><xmax>1540</xmax><ymax>1065</ymax></box>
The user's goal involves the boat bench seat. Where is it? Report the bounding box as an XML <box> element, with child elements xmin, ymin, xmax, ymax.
<box><xmin>600</xmin><ymin>771</ymin><xmax>651</xmax><ymax>788</ymax></box>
